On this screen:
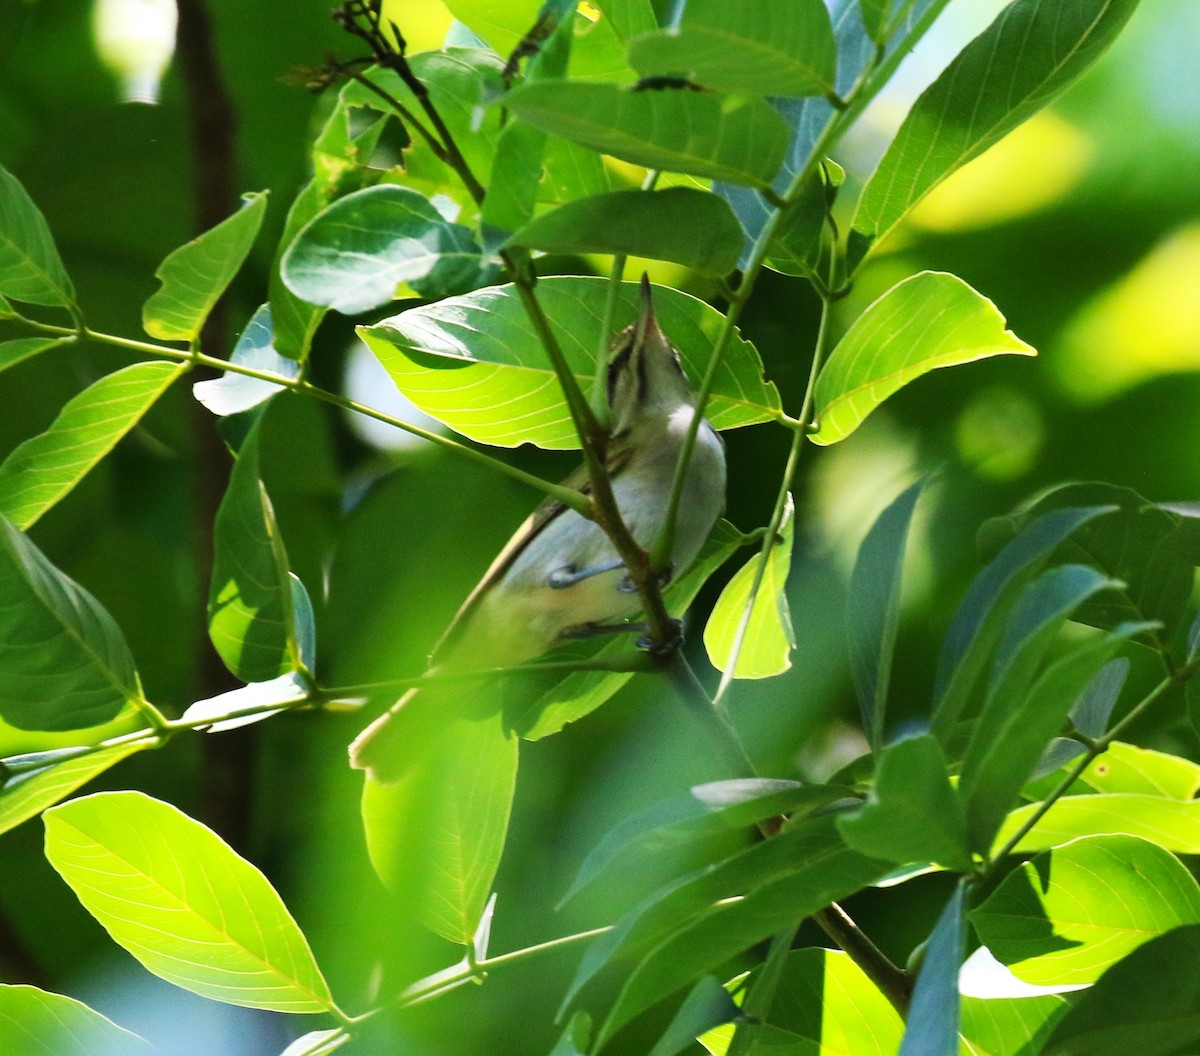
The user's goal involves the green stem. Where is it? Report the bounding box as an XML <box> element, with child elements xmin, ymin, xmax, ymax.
<box><xmin>985</xmin><ymin>659</ymin><xmax>1195</xmax><ymax>873</ymax></box>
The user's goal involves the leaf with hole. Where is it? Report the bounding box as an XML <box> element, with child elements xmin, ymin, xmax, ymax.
<box><xmin>0</xmin><ymin>362</ymin><xmax>182</xmax><ymax>530</ymax></box>
<box><xmin>44</xmin><ymin>790</ymin><xmax>334</xmax><ymax>1012</ymax></box>
<box><xmin>627</xmin><ymin>0</ymin><xmax>836</xmax><ymax>97</ymax></box>
<box><xmin>811</xmin><ymin>272</ymin><xmax>1035</xmax><ymax>446</ymax></box>
<box><xmin>143</xmin><ymin>191</ymin><xmax>267</xmax><ymax>341</ymax></box>
<box><xmin>360</xmin><ymin>279</ymin><xmax>779</xmax><ymax>450</ymax></box>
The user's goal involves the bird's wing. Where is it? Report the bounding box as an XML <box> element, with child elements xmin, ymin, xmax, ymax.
<box><xmin>429</xmin><ymin>444</ymin><xmax>634</xmax><ymax>661</ymax></box>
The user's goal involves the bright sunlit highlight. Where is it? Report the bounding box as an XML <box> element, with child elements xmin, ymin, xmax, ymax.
<box><xmin>93</xmin><ymin>0</ymin><xmax>177</xmax><ymax>104</ymax></box>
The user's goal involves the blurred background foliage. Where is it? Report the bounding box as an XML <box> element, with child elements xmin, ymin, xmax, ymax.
<box><xmin>1</xmin><ymin>0</ymin><xmax>1198</xmax><ymax>1052</ymax></box>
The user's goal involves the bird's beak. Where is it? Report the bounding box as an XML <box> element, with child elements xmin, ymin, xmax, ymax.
<box><xmin>634</xmin><ymin>272</ymin><xmax>659</xmax><ymax>349</ymax></box>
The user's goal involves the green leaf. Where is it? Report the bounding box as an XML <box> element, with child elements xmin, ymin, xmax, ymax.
<box><xmin>208</xmin><ymin>418</ymin><xmax>300</xmax><ymax>682</ymax></box>
<box><xmin>959</xmin><ymin>566</ymin><xmax>1126</xmax><ymax>853</ymax></box>
<box><xmin>0</xmin><ymin>740</ymin><xmax>151</xmax><ymax>838</ymax></box>
<box><xmin>702</xmin><ymin>948</ymin><xmax>905</xmax><ymax>1056</ymax></box>
<box><xmin>858</xmin><ymin>0</ymin><xmax>894</xmax><ymax>44</ymax></box>
<box><xmin>987</xmin><ymin>484</ymin><xmax>1192</xmax><ymax>651</ymax></box>
<box><xmin>361</xmin><ymin>702</ymin><xmax>518</xmax><ymax>945</ymax></box>
<box><xmin>973</xmin><ymin>835</ymin><xmax>1200</xmax><ymax>988</ymax></box>
<box><xmin>143</xmin><ymin>191</ymin><xmax>268</xmax><ymax>341</ymax></box>
<box><xmin>192</xmin><ymin>304</ymin><xmax>299</xmax><ymax>416</ymax></box>
<box><xmin>648</xmin><ymin>976</ymin><xmax>740</xmax><ymax>1056</ymax></box>
<box><xmin>281</xmin><ymin>184</ymin><xmax>492</xmax><ymax>316</ymax></box>
<box><xmin>517</xmin><ymin>519</ymin><xmax>745</xmax><ymax>738</ymax></box>
<box><xmin>852</xmin><ymin>0</ymin><xmax>1141</xmax><ymax>261</ymax></box>
<box><xmin>758</xmin><ymin>165</ymin><xmax>829</xmax><ymax>277</ymax></box>
<box><xmin>43</xmin><ymin>790</ymin><xmax>334</xmax><ymax>1013</ymax></box>
<box><xmin>810</xmin><ymin>272</ymin><xmax>1035</xmax><ymax>446</ymax></box>
<box><xmin>549</xmin><ymin>1012</ymin><xmax>592</xmax><ymax>1056</ymax></box>
<box><xmin>704</xmin><ymin>495</ymin><xmax>795</xmax><ymax>678</ymax></box>
<box><xmin>1069</xmin><ymin>657</ymin><xmax>1128</xmax><ymax>739</ymax></box>
<box><xmin>932</xmin><ymin>506</ymin><xmax>1115</xmax><ymax>739</ymax></box>
<box><xmin>280</xmin><ymin>1031</ymin><xmax>349</xmax><ymax>1056</ymax></box>
<box><xmin>504</xmin><ymin>82</ymin><xmax>788</xmax><ymax>187</ymax></box>
<box><xmin>993</xmin><ymin>794</ymin><xmax>1200</xmax><ymax>857</ymax></box>
<box><xmin>959</xmin><ymin>995</ymin><xmax>1067</xmax><ymax>1056</ymax></box>
<box><xmin>0</xmin><ymin>162</ymin><xmax>75</xmax><ymax>307</ymax></box>
<box><xmin>0</xmin><ymin>336</ymin><xmax>70</xmax><ymax>376</ymax></box>
<box><xmin>0</xmin><ymin>517</ymin><xmax>140</xmax><ymax>731</ymax></box>
<box><xmin>899</xmin><ymin>882</ymin><xmax>966</xmax><ymax>1056</ymax></box>
<box><xmin>566</xmin><ymin>778</ymin><xmax>850</xmax><ymax>904</ymax></box>
<box><xmin>592</xmin><ymin>0</ymin><xmax>656</xmax><ymax>42</ymax></box>
<box><xmin>1022</xmin><ymin>740</ymin><xmax>1200</xmax><ymax>802</ymax></box>
<box><xmin>628</xmin><ymin>0</ymin><xmax>835</xmax><ymax>97</ymax></box>
<box><xmin>838</xmin><ymin>735</ymin><xmax>972</xmax><ymax>872</ymax></box>
<box><xmin>0</xmin><ymin>984</ymin><xmax>152</xmax><ymax>1056</ymax></box>
<box><xmin>846</xmin><ymin>479</ymin><xmax>923</xmax><ymax>749</ymax></box>
<box><xmin>1041</xmin><ymin>924</ymin><xmax>1200</xmax><ymax>1056</ymax></box>
<box><xmin>570</xmin><ymin>813</ymin><xmax>890</xmax><ymax>1045</ymax></box>
<box><xmin>360</xmin><ymin>278</ymin><xmax>779</xmax><ymax>450</ymax></box>
<box><xmin>0</xmin><ymin>362</ymin><xmax>183</xmax><ymax>530</ymax></box>
<box><xmin>180</xmin><ymin>671</ymin><xmax>310</xmax><ymax>734</ymax></box>
<box><xmin>509</xmin><ymin>188</ymin><xmax>744</xmax><ymax>276</ymax></box>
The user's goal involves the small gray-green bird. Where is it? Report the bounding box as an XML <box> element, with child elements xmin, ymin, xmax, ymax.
<box><xmin>349</xmin><ymin>276</ymin><xmax>726</xmax><ymax>780</ymax></box>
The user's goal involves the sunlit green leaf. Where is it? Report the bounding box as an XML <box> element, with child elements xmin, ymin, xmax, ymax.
<box><xmin>973</xmin><ymin>835</ymin><xmax>1200</xmax><ymax>987</ymax></box>
<box><xmin>704</xmin><ymin>495</ymin><xmax>795</xmax><ymax>678</ymax></box>
<box><xmin>518</xmin><ymin>519</ymin><xmax>745</xmax><ymax>738</ymax></box>
<box><xmin>0</xmin><ymin>740</ymin><xmax>150</xmax><ymax>838</ymax></box>
<box><xmin>504</xmin><ymin>82</ymin><xmax>788</xmax><ymax>187</ymax></box>
<box><xmin>932</xmin><ymin>506</ymin><xmax>1114</xmax><ymax>739</ymax></box>
<box><xmin>592</xmin><ymin>0</ymin><xmax>655</xmax><ymax>42</ymax></box>
<box><xmin>44</xmin><ymin>791</ymin><xmax>334</xmax><ymax>1012</ymax></box>
<box><xmin>360</xmin><ymin>278</ymin><xmax>779</xmax><ymax>450</ymax></box>
<box><xmin>959</xmin><ymin>994</ymin><xmax>1067</xmax><ymax>1056</ymax></box>
<box><xmin>846</xmin><ymin>479</ymin><xmax>923</xmax><ymax>748</ymax></box>
<box><xmin>143</xmin><ymin>192</ymin><xmax>267</xmax><ymax>341</ymax></box>
<box><xmin>0</xmin><ymin>162</ymin><xmax>75</xmax><ymax>307</ymax></box>
<box><xmin>566</xmin><ymin>778</ymin><xmax>848</xmax><ymax>904</ymax></box>
<box><xmin>838</xmin><ymin>735</ymin><xmax>972</xmax><ymax>872</ymax></box>
<box><xmin>193</xmin><ymin>304</ymin><xmax>299</xmax><ymax>416</ymax></box>
<box><xmin>0</xmin><ymin>984</ymin><xmax>152</xmax><ymax>1056</ymax></box>
<box><xmin>361</xmin><ymin>702</ymin><xmax>518</xmax><ymax>945</ymax></box>
<box><xmin>899</xmin><ymin>882</ymin><xmax>966</xmax><ymax>1056</ymax></box>
<box><xmin>1041</xmin><ymin>924</ymin><xmax>1200</xmax><ymax>1056</ymax></box>
<box><xmin>852</xmin><ymin>0</ymin><xmax>1141</xmax><ymax>262</ymax></box>
<box><xmin>0</xmin><ymin>517</ymin><xmax>139</xmax><ymax>731</ymax></box>
<box><xmin>811</xmin><ymin>272</ymin><xmax>1035</xmax><ymax>446</ymax></box>
<box><xmin>858</xmin><ymin>0</ymin><xmax>894</xmax><ymax>44</ymax></box>
<box><xmin>0</xmin><ymin>336</ymin><xmax>69</xmax><ymax>376</ymax></box>
<box><xmin>208</xmin><ymin>418</ymin><xmax>301</xmax><ymax>682</ymax></box>
<box><xmin>281</xmin><ymin>184</ymin><xmax>492</xmax><ymax>316</ymax></box>
<box><xmin>628</xmin><ymin>0</ymin><xmax>836</xmax><ymax>97</ymax></box>
<box><xmin>1023</xmin><ymin>740</ymin><xmax>1200</xmax><ymax>802</ymax></box>
<box><xmin>993</xmin><ymin>794</ymin><xmax>1200</xmax><ymax>856</ymax></box>
<box><xmin>509</xmin><ymin>188</ymin><xmax>743</xmax><ymax>275</ymax></box>
<box><xmin>0</xmin><ymin>362</ymin><xmax>182</xmax><ymax>530</ymax></box>
<box><xmin>181</xmin><ymin>671</ymin><xmax>309</xmax><ymax>734</ymax></box>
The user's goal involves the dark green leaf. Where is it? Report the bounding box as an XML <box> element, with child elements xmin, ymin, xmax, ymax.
<box><xmin>509</xmin><ymin>188</ymin><xmax>744</xmax><ymax>276</ymax></box>
<box><xmin>810</xmin><ymin>272</ymin><xmax>1035</xmax><ymax>446</ymax></box>
<box><xmin>1041</xmin><ymin>924</ymin><xmax>1200</xmax><ymax>1056</ymax></box>
<box><xmin>648</xmin><ymin>976</ymin><xmax>740</xmax><ymax>1056</ymax></box>
<box><xmin>859</xmin><ymin>0</ymin><xmax>894</xmax><ymax>43</ymax></box>
<box><xmin>193</xmin><ymin>304</ymin><xmax>299</xmax><ymax>416</ymax></box>
<box><xmin>361</xmin><ymin>702</ymin><xmax>518</xmax><ymax>944</ymax></box>
<box><xmin>838</xmin><ymin>735</ymin><xmax>972</xmax><ymax>872</ymax></box>
<box><xmin>847</xmin><ymin>479</ymin><xmax>923</xmax><ymax>749</ymax></box>
<box><xmin>993</xmin><ymin>794</ymin><xmax>1200</xmax><ymax>857</ymax></box>
<box><xmin>0</xmin><ymin>162</ymin><xmax>75</xmax><ymax>307</ymax></box>
<box><xmin>932</xmin><ymin>506</ymin><xmax>1114</xmax><ymax>738</ymax></box>
<box><xmin>566</xmin><ymin>778</ymin><xmax>849</xmax><ymax>904</ymax></box>
<box><xmin>0</xmin><ymin>336</ymin><xmax>69</xmax><ymax>376</ymax></box>
<box><xmin>519</xmin><ymin>519</ymin><xmax>745</xmax><ymax>738</ymax></box>
<box><xmin>0</xmin><ymin>362</ymin><xmax>183</xmax><ymax>530</ymax></box>
<box><xmin>281</xmin><ymin>184</ymin><xmax>492</xmax><ymax>315</ymax></box>
<box><xmin>143</xmin><ymin>191</ymin><xmax>268</xmax><ymax>341</ymax></box>
<box><xmin>361</xmin><ymin>279</ymin><xmax>779</xmax><ymax>450</ymax></box>
<box><xmin>549</xmin><ymin>1012</ymin><xmax>592</xmax><ymax>1056</ymax></box>
<box><xmin>972</xmin><ymin>835</ymin><xmax>1200</xmax><ymax>987</ymax></box>
<box><xmin>898</xmin><ymin>882</ymin><xmax>966</xmax><ymax>1056</ymax></box>
<box><xmin>0</xmin><ymin>984</ymin><xmax>152</xmax><ymax>1056</ymax></box>
<box><xmin>208</xmin><ymin>418</ymin><xmax>300</xmax><ymax>682</ymax></box>
<box><xmin>44</xmin><ymin>791</ymin><xmax>334</xmax><ymax>1012</ymax></box>
<box><xmin>704</xmin><ymin>496</ymin><xmax>795</xmax><ymax>678</ymax></box>
<box><xmin>853</xmin><ymin>0</ymin><xmax>1142</xmax><ymax>261</ymax></box>
<box><xmin>1069</xmin><ymin>657</ymin><xmax>1128</xmax><ymax>739</ymax></box>
<box><xmin>0</xmin><ymin>517</ymin><xmax>139</xmax><ymax>731</ymax></box>
<box><xmin>628</xmin><ymin>0</ymin><xmax>836</xmax><ymax>97</ymax></box>
<box><xmin>504</xmin><ymin>82</ymin><xmax>788</xmax><ymax>186</ymax></box>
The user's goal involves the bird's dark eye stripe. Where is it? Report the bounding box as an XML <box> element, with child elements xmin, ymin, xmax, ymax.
<box><xmin>606</xmin><ymin>337</ymin><xmax>634</xmax><ymax>408</ymax></box>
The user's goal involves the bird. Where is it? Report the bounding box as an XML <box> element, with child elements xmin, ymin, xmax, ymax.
<box><xmin>349</xmin><ymin>274</ymin><xmax>727</xmax><ymax>779</ymax></box>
